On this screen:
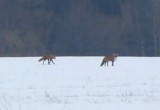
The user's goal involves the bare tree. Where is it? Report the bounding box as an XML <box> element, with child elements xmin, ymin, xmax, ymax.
<box><xmin>151</xmin><ymin>0</ymin><xmax>160</xmax><ymax>56</ymax></box>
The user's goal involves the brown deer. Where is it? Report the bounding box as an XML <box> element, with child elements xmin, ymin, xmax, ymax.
<box><xmin>39</xmin><ymin>54</ymin><xmax>56</xmax><ymax>64</ymax></box>
<box><xmin>100</xmin><ymin>53</ymin><xmax>118</xmax><ymax>66</ymax></box>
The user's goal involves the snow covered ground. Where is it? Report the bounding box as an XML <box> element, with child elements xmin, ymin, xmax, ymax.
<box><xmin>0</xmin><ymin>56</ymin><xmax>160</xmax><ymax>110</ymax></box>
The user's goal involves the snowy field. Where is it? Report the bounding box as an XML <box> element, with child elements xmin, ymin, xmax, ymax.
<box><xmin>0</xmin><ymin>56</ymin><xmax>160</xmax><ymax>110</ymax></box>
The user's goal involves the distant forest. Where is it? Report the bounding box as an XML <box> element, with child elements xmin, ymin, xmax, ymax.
<box><xmin>0</xmin><ymin>0</ymin><xmax>160</xmax><ymax>56</ymax></box>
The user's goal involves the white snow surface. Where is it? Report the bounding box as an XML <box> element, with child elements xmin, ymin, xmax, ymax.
<box><xmin>0</xmin><ymin>56</ymin><xmax>160</xmax><ymax>110</ymax></box>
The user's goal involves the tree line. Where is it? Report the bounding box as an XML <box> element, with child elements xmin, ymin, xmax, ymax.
<box><xmin>0</xmin><ymin>0</ymin><xmax>159</xmax><ymax>56</ymax></box>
